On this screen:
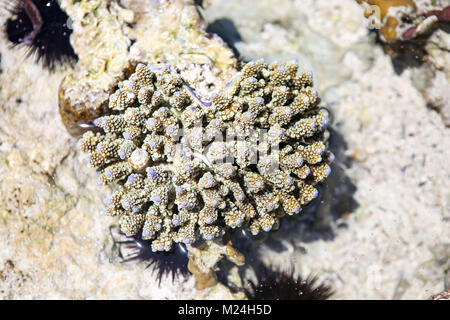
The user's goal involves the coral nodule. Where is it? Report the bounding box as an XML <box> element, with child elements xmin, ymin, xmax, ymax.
<box><xmin>78</xmin><ymin>60</ymin><xmax>333</xmax><ymax>253</ymax></box>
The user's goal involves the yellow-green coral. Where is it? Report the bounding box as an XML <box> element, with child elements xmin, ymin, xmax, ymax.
<box><xmin>79</xmin><ymin>60</ymin><xmax>333</xmax><ymax>252</ymax></box>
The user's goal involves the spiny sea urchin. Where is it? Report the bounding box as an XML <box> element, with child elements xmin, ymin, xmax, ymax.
<box><xmin>4</xmin><ymin>0</ymin><xmax>77</xmax><ymax>70</ymax></box>
<box><xmin>78</xmin><ymin>59</ymin><xmax>333</xmax><ymax>253</ymax></box>
<box><xmin>116</xmin><ymin>230</ymin><xmax>190</xmax><ymax>285</ymax></box>
<box><xmin>246</xmin><ymin>266</ymin><xmax>333</xmax><ymax>300</ymax></box>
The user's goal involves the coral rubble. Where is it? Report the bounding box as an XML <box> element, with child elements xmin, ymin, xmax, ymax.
<box><xmin>428</xmin><ymin>288</ymin><xmax>450</xmax><ymax>300</ymax></box>
<box><xmin>357</xmin><ymin>0</ymin><xmax>449</xmax><ymax>43</ymax></box>
<box><xmin>78</xmin><ymin>60</ymin><xmax>333</xmax><ymax>253</ymax></box>
<box><xmin>187</xmin><ymin>235</ymin><xmax>245</xmax><ymax>289</ymax></box>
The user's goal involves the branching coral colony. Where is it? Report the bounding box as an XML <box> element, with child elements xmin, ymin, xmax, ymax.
<box><xmin>78</xmin><ymin>60</ymin><xmax>333</xmax><ymax>253</ymax></box>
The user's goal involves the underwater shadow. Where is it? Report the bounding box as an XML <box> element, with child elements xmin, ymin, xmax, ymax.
<box><xmin>206</xmin><ymin>18</ymin><xmax>242</xmax><ymax>58</ymax></box>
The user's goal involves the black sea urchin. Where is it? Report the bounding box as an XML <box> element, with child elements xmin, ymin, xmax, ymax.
<box><xmin>116</xmin><ymin>231</ymin><xmax>190</xmax><ymax>285</ymax></box>
<box><xmin>4</xmin><ymin>0</ymin><xmax>77</xmax><ymax>70</ymax></box>
<box><xmin>246</xmin><ymin>266</ymin><xmax>333</xmax><ymax>300</ymax></box>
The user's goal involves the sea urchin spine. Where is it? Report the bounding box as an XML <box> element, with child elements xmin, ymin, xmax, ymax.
<box><xmin>4</xmin><ymin>0</ymin><xmax>78</xmax><ymax>70</ymax></box>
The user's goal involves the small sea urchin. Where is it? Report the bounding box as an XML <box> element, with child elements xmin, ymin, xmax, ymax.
<box><xmin>4</xmin><ymin>0</ymin><xmax>77</xmax><ymax>70</ymax></box>
<box><xmin>246</xmin><ymin>266</ymin><xmax>333</xmax><ymax>300</ymax></box>
<box><xmin>116</xmin><ymin>231</ymin><xmax>190</xmax><ymax>285</ymax></box>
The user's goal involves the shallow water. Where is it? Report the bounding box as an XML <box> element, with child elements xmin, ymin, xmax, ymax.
<box><xmin>0</xmin><ymin>0</ymin><xmax>448</xmax><ymax>300</ymax></box>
